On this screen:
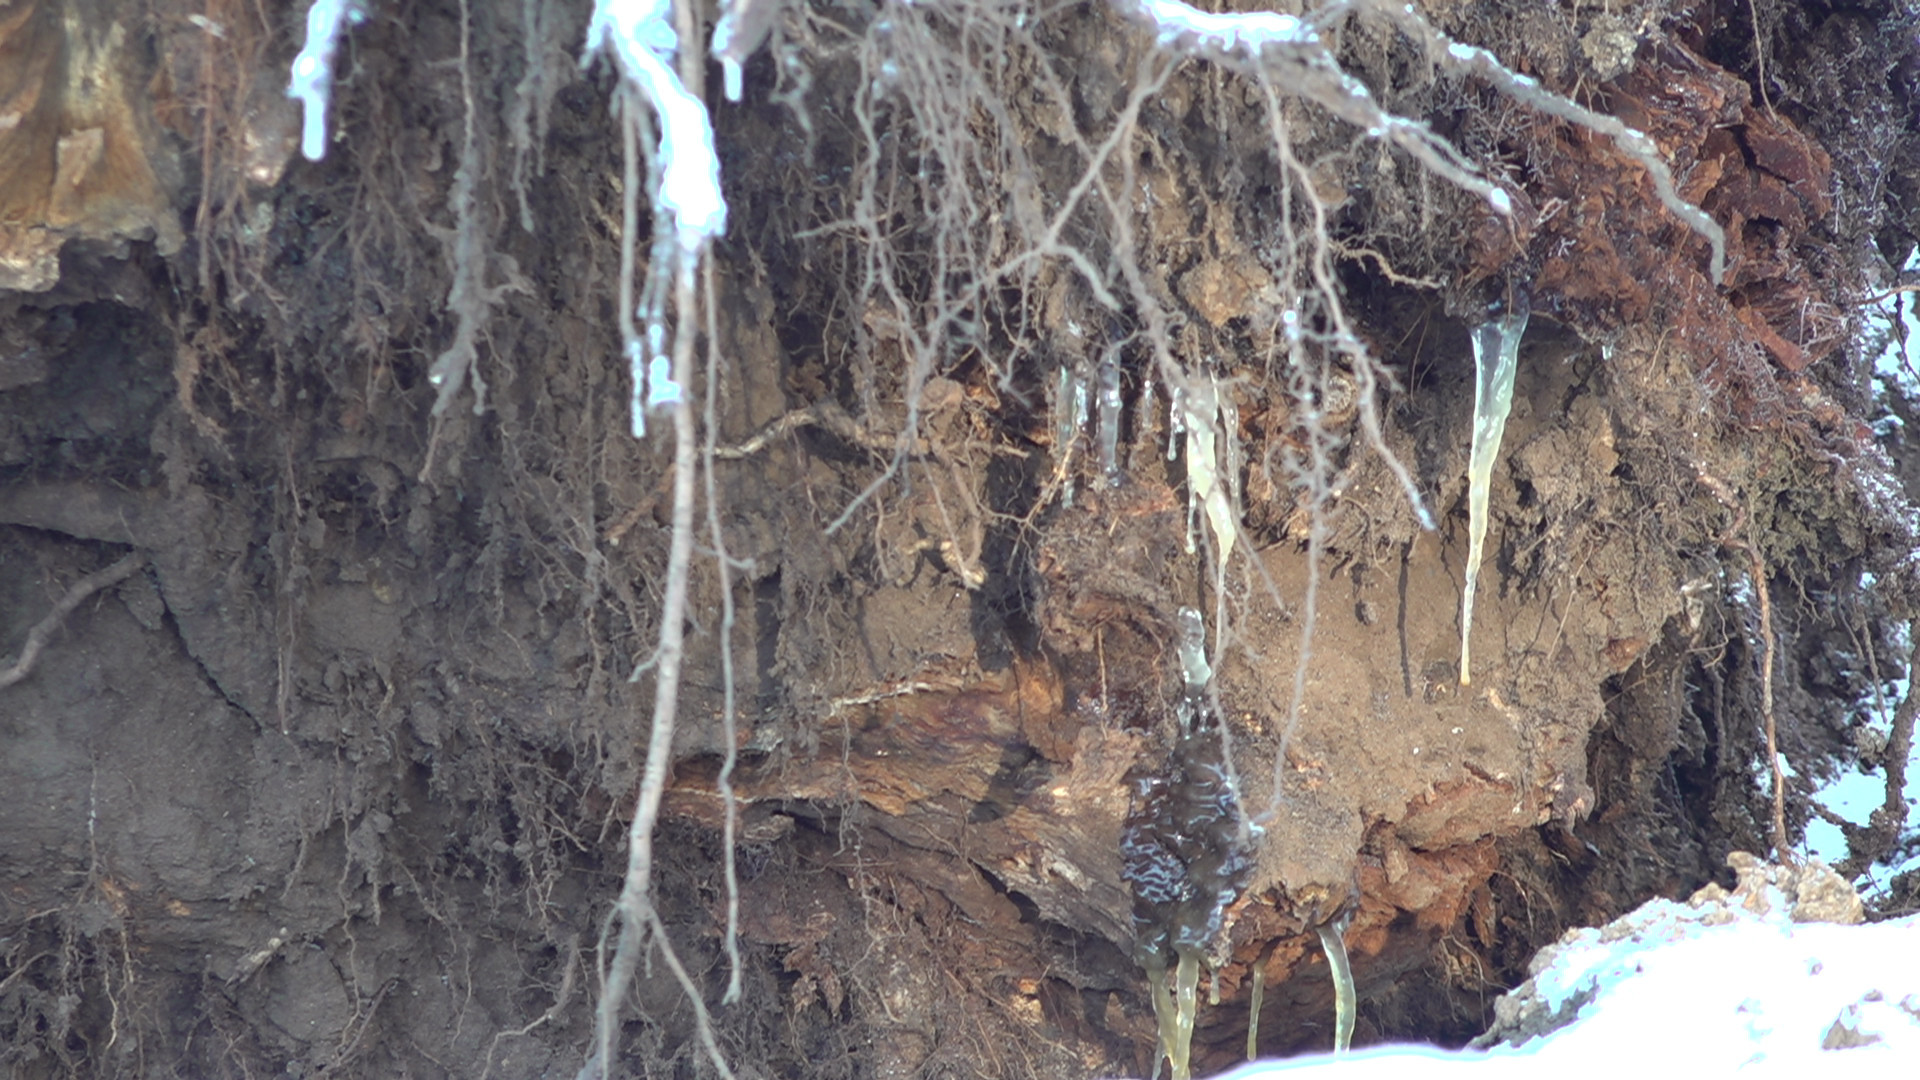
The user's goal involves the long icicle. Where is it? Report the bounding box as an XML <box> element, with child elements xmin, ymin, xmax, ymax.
<box><xmin>1459</xmin><ymin>296</ymin><xmax>1529</xmax><ymax>686</ymax></box>
<box><xmin>1246</xmin><ymin>964</ymin><xmax>1264</xmax><ymax>1060</ymax></box>
<box><xmin>1317</xmin><ymin>913</ymin><xmax>1355</xmax><ymax>1053</ymax></box>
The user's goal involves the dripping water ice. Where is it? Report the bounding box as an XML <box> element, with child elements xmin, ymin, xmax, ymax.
<box><xmin>1124</xmin><ymin>607</ymin><xmax>1255</xmax><ymax>1080</ymax></box>
<box><xmin>1317</xmin><ymin>911</ymin><xmax>1356</xmax><ymax>1053</ymax></box>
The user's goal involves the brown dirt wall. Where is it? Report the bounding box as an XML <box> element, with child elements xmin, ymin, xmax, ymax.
<box><xmin>2</xmin><ymin>0</ymin><xmax>1919</xmax><ymax>1077</ymax></box>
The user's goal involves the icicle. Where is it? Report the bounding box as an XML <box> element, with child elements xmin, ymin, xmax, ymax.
<box><xmin>1176</xmin><ymin>606</ymin><xmax>1213</xmax><ymax>693</ymax></box>
<box><xmin>1317</xmin><ymin>912</ymin><xmax>1355</xmax><ymax>1053</ymax></box>
<box><xmin>711</xmin><ymin>0</ymin><xmax>780</xmax><ymax>103</ymax></box>
<box><xmin>1055</xmin><ymin>365</ymin><xmax>1088</xmax><ymax>507</ymax></box>
<box><xmin>1246</xmin><ymin>964</ymin><xmax>1264</xmax><ymax>1060</ymax></box>
<box><xmin>1171</xmin><ymin>948</ymin><xmax>1201</xmax><ymax>1080</ymax></box>
<box><xmin>1182</xmin><ymin>378</ymin><xmax>1238</xmax><ymax>568</ymax></box>
<box><xmin>1097</xmin><ymin>347</ymin><xmax>1124</xmax><ymax>486</ymax></box>
<box><xmin>585</xmin><ymin>0</ymin><xmax>729</xmax><ymax>254</ymax></box>
<box><xmin>1459</xmin><ymin>294</ymin><xmax>1530</xmax><ymax>686</ymax></box>
<box><xmin>1167</xmin><ymin>384</ymin><xmax>1185</xmax><ymax>462</ymax></box>
<box><xmin>288</xmin><ymin>0</ymin><xmax>369</xmax><ymax>161</ymax></box>
<box><xmin>1148</xmin><ymin>961</ymin><xmax>1176</xmax><ymax>1080</ymax></box>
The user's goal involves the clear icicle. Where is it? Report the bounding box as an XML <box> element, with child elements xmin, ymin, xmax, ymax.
<box><xmin>1176</xmin><ymin>606</ymin><xmax>1213</xmax><ymax>692</ymax></box>
<box><xmin>1181</xmin><ymin>378</ymin><xmax>1238</xmax><ymax>569</ymax></box>
<box><xmin>1097</xmin><ymin>347</ymin><xmax>1124</xmax><ymax>486</ymax></box>
<box><xmin>1167</xmin><ymin>384</ymin><xmax>1185</xmax><ymax>462</ymax></box>
<box><xmin>1138</xmin><ymin>370</ymin><xmax>1158</xmax><ymax>461</ymax></box>
<box><xmin>1246</xmin><ymin>964</ymin><xmax>1265</xmax><ymax>1060</ymax></box>
<box><xmin>1056</xmin><ymin>365</ymin><xmax>1088</xmax><ymax>507</ymax></box>
<box><xmin>1459</xmin><ymin>296</ymin><xmax>1530</xmax><ymax>686</ymax></box>
<box><xmin>1171</xmin><ymin>948</ymin><xmax>1201</xmax><ymax>1080</ymax></box>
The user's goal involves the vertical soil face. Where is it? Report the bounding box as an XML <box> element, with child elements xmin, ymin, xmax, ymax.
<box><xmin>3</xmin><ymin>1</ymin><xmax>1918</xmax><ymax>1078</ymax></box>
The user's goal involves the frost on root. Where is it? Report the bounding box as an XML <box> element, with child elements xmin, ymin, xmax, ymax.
<box><xmin>425</xmin><ymin>0</ymin><xmax>531</xmax><ymax>425</ymax></box>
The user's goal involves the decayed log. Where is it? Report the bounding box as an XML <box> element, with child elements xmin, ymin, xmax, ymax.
<box><xmin>0</xmin><ymin>0</ymin><xmax>184</xmax><ymax>291</ymax></box>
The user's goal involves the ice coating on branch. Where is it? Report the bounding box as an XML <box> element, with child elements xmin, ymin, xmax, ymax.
<box><xmin>585</xmin><ymin>0</ymin><xmax>729</xmax><ymax>253</ymax></box>
<box><xmin>287</xmin><ymin>0</ymin><xmax>368</xmax><ymax>161</ymax></box>
<box><xmin>1131</xmin><ymin>0</ymin><xmax>1316</xmax><ymax>53</ymax></box>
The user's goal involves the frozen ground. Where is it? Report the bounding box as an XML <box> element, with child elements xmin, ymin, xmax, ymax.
<box><xmin>1216</xmin><ymin>856</ymin><xmax>1919</xmax><ymax>1076</ymax></box>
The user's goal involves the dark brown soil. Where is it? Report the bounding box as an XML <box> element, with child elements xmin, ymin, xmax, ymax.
<box><xmin>3</xmin><ymin>1</ymin><xmax>1918</xmax><ymax>1078</ymax></box>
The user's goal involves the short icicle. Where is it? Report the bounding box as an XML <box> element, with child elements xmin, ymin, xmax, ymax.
<box><xmin>1172</xmin><ymin>948</ymin><xmax>1201</xmax><ymax>1080</ymax></box>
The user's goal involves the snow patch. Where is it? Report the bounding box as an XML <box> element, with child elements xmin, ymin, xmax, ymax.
<box><xmin>1219</xmin><ymin>856</ymin><xmax>1916</xmax><ymax>1075</ymax></box>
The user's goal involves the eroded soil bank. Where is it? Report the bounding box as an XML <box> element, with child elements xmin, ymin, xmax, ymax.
<box><xmin>3</xmin><ymin>0</ymin><xmax>1919</xmax><ymax>1077</ymax></box>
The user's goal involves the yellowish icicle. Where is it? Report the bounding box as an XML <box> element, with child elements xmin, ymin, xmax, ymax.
<box><xmin>1148</xmin><ymin>962</ymin><xmax>1177</xmax><ymax>1080</ymax></box>
<box><xmin>1317</xmin><ymin>916</ymin><xmax>1355</xmax><ymax>1053</ymax></box>
<box><xmin>1459</xmin><ymin>300</ymin><xmax>1529</xmax><ymax>686</ymax></box>
<box><xmin>1171</xmin><ymin>949</ymin><xmax>1201</xmax><ymax>1080</ymax></box>
<box><xmin>1246</xmin><ymin>965</ymin><xmax>1264</xmax><ymax>1061</ymax></box>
